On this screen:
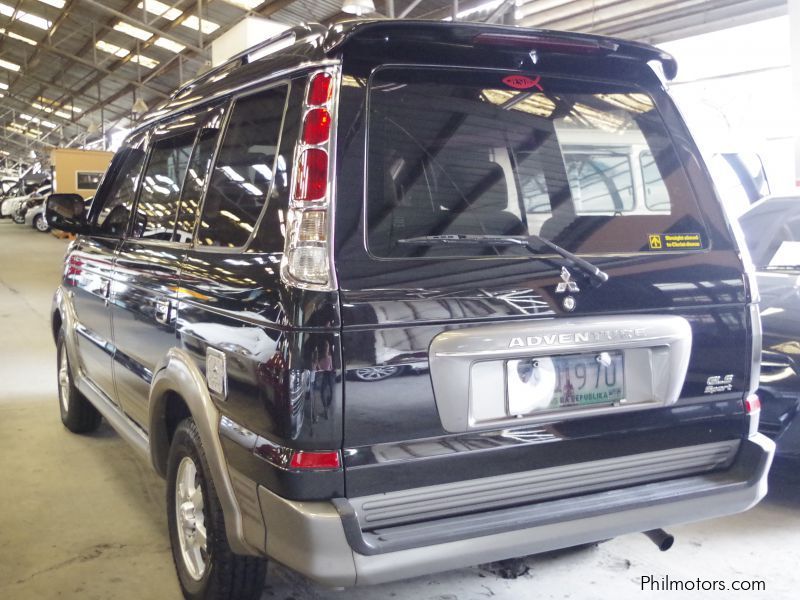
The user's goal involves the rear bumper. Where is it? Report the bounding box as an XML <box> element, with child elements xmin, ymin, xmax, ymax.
<box><xmin>256</xmin><ymin>434</ymin><xmax>774</xmax><ymax>587</ymax></box>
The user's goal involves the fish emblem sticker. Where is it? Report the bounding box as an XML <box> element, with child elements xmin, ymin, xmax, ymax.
<box><xmin>502</xmin><ymin>75</ymin><xmax>543</xmax><ymax>91</ymax></box>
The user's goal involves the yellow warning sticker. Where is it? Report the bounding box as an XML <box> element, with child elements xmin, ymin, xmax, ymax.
<box><xmin>648</xmin><ymin>233</ymin><xmax>703</xmax><ymax>251</ymax></box>
<box><xmin>648</xmin><ymin>234</ymin><xmax>662</xmax><ymax>250</ymax></box>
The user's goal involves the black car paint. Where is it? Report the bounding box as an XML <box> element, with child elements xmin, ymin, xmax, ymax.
<box><xmin>57</xmin><ymin>20</ymin><xmax>755</xmax><ymax>504</ymax></box>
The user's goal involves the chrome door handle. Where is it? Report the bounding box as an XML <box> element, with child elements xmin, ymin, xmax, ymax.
<box><xmin>155</xmin><ymin>298</ymin><xmax>172</xmax><ymax>324</ymax></box>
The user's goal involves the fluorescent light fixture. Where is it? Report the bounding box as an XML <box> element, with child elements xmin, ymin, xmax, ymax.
<box><xmin>0</xmin><ymin>82</ymin><xmax>8</xmax><ymax>90</ymax></box>
<box><xmin>0</xmin><ymin>28</ymin><xmax>38</xmax><ymax>46</ymax></box>
<box><xmin>114</xmin><ymin>21</ymin><xmax>153</xmax><ymax>41</ymax></box>
<box><xmin>137</xmin><ymin>1</ymin><xmax>182</xmax><ymax>20</ymax></box>
<box><xmin>131</xmin><ymin>54</ymin><xmax>159</xmax><ymax>69</ymax></box>
<box><xmin>0</xmin><ymin>58</ymin><xmax>21</xmax><ymax>72</ymax></box>
<box><xmin>36</xmin><ymin>0</ymin><xmax>65</xmax><ymax>8</ymax></box>
<box><xmin>96</xmin><ymin>40</ymin><xmax>130</xmax><ymax>58</ymax></box>
<box><xmin>154</xmin><ymin>37</ymin><xmax>186</xmax><ymax>53</ymax></box>
<box><xmin>18</xmin><ymin>114</ymin><xmax>55</xmax><ymax>128</ymax></box>
<box><xmin>341</xmin><ymin>0</ymin><xmax>375</xmax><ymax>15</ymax></box>
<box><xmin>0</xmin><ymin>3</ymin><xmax>51</xmax><ymax>29</ymax></box>
<box><xmin>181</xmin><ymin>15</ymin><xmax>220</xmax><ymax>34</ymax></box>
<box><xmin>221</xmin><ymin>0</ymin><xmax>263</xmax><ymax>9</ymax></box>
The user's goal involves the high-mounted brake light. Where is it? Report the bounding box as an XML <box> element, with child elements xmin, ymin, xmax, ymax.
<box><xmin>289</xmin><ymin>450</ymin><xmax>341</xmax><ymax>470</ymax></box>
<box><xmin>302</xmin><ymin>108</ymin><xmax>332</xmax><ymax>145</ymax></box>
<box><xmin>282</xmin><ymin>68</ymin><xmax>339</xmax><ymax>290</ymax></box>
<box><xmin>472</xmin><ymin>33</ymin><xmax>616</xmax><ymax>54</ymax></box>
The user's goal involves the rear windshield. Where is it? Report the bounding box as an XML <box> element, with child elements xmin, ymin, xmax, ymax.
<box><xmin>365</xmin><ymin>66</ymin><xmax>708</xmax><ymax>258</ymax></box>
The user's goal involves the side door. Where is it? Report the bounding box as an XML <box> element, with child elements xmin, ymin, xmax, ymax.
<box><xmin>111</xmin><ymin>105</ymin><xmax>227</xmax><ymax>427</ymax></box>
<box><xmin>69</xmin><ymin>135</ymin><xmax>146</xmax><ymax>402</ymax></box>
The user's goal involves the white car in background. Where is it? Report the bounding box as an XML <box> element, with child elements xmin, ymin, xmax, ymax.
<box><xmin>23</xmin><ymin>198</ymin><xmax>50</xmax><ymax>232</ymax></box>
<box><xmin>1</xmin><ymin>184</ymin><xmax>51</xmax><ymax>220</ymax></box>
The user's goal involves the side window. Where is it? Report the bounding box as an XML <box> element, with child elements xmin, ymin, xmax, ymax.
<box><xmin>133</xmin><ymin>131</ymin><xmax>195</xmax><ymax>240</ymax></box>
<box><xmin>565</xmin><ymin>152</ymin><xmax>634</xmax><ymax>213</ymax></box>
<box><xmin>250</xmin><ymin>81</ymin><xmax>303</xmax><ymax>252</ymax></box>
<box><xmin>174</xmin><ymin>110</ymin><xmax>225</xmax><ymax>243</ymax></box>
<box><xmin>93</xmin><ymin>136</ymin><xmax>147</xmax><ymax>237</ymax></box>
<box><xmin>198</xmin><ymin>85</ymin><xmax>289</xmax><ymax>248</ymax></box>
<box><xmin>641</xmin><ymin>150</ymin><xmax>670</xmax><ymax>212</ymax></box>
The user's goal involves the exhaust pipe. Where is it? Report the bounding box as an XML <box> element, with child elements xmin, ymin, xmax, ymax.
<box><xmin>644</xmin><ymin>529</ymin><xmax>674</xmax><ymax>551</ymax></box>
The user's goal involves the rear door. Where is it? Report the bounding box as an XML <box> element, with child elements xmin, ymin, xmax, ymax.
<box><xmin>334</xmin><ymin>63</ymin><xmax>752</xmax><ymax>500</ymax></box>
<box><xmin>111</xmin><ymin>105</ymin><xmax>226</xmax><ymax>427</ymax></box>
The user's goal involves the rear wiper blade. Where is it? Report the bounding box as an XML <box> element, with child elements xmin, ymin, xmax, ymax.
<box><xmin>397</xmin><ymin>234</ymin><xmax>609</xmax><ymax>285</ymax></box>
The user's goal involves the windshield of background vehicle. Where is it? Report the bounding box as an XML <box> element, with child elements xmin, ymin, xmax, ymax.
<box><xmin>365</xmin><ymin>66</ymin><xmax>709</xmax><ymax>258</ymax></box>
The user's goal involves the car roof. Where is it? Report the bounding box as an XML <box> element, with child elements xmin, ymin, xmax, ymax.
<box><xmin>136</xmin><ymin>18</ymin><xmax>677</xmax><ymax>134</ymax></box>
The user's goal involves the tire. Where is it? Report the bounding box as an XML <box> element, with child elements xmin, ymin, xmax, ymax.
<box><xmin>34</xmin><ymin>214</ymin><xmax>49</xmax><ymax>232</ymax></box>
<box><xmin>167</xmin><ymin>419</ymin><xmax>266</xmax><ymax>600</ymax></box>
<box><xmin>57</xmin><ymin>332</ymin><xmax>102</xmax><ymax>433</ymax></box>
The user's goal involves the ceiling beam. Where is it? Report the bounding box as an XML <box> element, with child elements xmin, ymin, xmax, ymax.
<box><xmin>78</xmin><ymin>0</ymin><xmax>206</xmax><ymax>55</ymax></box>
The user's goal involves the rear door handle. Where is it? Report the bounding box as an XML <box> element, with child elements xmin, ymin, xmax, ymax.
<box><xmin>155</xmin><ymin>298</ymin><xmax>173</xmax><ymax>324</ymax></box>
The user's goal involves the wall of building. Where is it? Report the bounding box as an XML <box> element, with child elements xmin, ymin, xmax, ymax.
<box><xmin>50</xmin><ymin>148</ymin><xmax>114</xmax><ymax>199</ymax></box>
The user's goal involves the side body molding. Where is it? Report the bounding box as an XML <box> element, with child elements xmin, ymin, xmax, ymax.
<box><xmin>149</xmin><ymin>348</ymin><xmax>259</xmax><ymax>556</ymax></box>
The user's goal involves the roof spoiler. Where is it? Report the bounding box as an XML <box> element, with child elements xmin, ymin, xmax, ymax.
<box><xmin>325</xmin><ymin>20</ymin><xmax>678</xmax><ymax>81</ymax></box>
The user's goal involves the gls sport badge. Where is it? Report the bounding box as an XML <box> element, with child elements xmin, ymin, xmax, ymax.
<box><xmin>704</xmin><ymin>374</ymin><xmax>734</xmax><ymax>394</ymax></box>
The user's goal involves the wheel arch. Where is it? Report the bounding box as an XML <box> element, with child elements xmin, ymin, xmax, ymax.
<box><xmin>149</xmin><ymin>347</ymin><xmax>260</xmax><ymax>557</ymax></box>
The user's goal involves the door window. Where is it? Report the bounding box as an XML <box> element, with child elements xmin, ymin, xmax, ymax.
<box><xmin>133</xmin><ymin>131</ymin><xmax>195</xmax><ymax>240</ymax></box>
<box><xmin>197</xmin><ymin>84</ymin><xmax>289</xmax><ymax>248</ymax></box>
<box><xmin>92</xmin><ymin>135</ymin><xmax>147</xmax><ymax>237</ymax></box>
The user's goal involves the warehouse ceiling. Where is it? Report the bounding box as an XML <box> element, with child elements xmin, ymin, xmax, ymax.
<box><xmin>0</xmin><ymin>0</ymin><xmax>788</xmax><ymax>169</ymax></box>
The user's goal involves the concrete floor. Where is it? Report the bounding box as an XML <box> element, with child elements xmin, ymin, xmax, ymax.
<box><xmin>0</xmin><ymin>218</ymin><xmax>798</xmax><ymax>600</ymax></box>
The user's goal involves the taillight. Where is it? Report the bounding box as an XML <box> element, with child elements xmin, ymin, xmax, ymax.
<box><xmin>745</xmin><ymin>393</ymin><xmax>761</xmax><ymax>437</ymax></box>
<box><xmin>289</xmin><ymin>450</ymin><xmax>341</xmax><ymax>470</ymax></box>
<box><xmin>745</xmin><ymin>394</ymin><xmax>761</xmax><ymax>414</ymax></box>
<box><xmin>307</xmin><ymin>72</ymin><xmax>333</xmax><ymax>105</ymax></box>
<box><xmin>293</xmin><ymin>148</ymin><xmax>328</xmax><ymax>201</ymax></box>
<box><xmin>282</xmin><ymin>67</ymin><xmax>339</xmax><ymax>289</ymax></box>
<box><xmin>302</xmin><ymin>108</ymin><xmax>331</xmax><ymax>145</ymax></box>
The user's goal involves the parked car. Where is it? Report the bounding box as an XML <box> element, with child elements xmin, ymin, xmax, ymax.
<box><xmin>739</xmin><ymin>195</ymin><xmax>800</xmax><ymax>458</ymax></box>
<box><xmin>23</xmin><ymin>197</ymin><xmax>49</xmax><ymax>232</ymax></box>
<box><xmin>46</xmin><ymin>20</ymin><xmax>772</xmax><ymax>600</ymax></box>
<box><xmin>2</xmin><ymin>183</ymin><xmax>51</xmax><ymax>221</ymax></box>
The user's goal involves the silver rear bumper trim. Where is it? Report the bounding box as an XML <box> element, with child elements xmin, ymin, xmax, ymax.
<box><xmin>258</xmin><ymin>434</ymin><xmax>773</xmax><ymax>586</ymax></box>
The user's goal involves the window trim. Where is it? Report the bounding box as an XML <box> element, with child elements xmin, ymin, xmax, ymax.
<box><xmin>191</xmin><ymin>78</ymin><xmax>293</xmax><ymax>254</ymax></box>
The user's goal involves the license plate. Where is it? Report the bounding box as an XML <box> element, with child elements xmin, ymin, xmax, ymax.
<box><xmin>506</xmin><ymin>351</ymin><xmax>624</xmax><ymax>416</ymax></box>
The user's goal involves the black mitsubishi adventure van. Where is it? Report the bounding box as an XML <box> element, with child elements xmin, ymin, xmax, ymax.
<box><xmin>47</xmin><ymin>19</ymin><xmax>774</xmax><ymax>600</ymax></box>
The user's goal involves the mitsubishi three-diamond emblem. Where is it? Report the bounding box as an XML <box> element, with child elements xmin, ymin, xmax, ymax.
<box><xmin>555</xmin><ymin>266</ymin><xmax>580</xmax><ymax>294</ymax></box>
